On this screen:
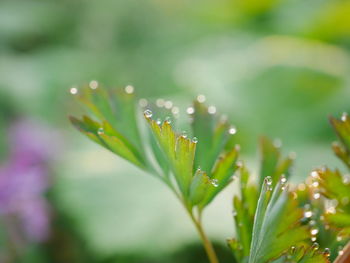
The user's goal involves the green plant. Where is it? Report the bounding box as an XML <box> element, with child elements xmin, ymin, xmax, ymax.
<box><xmin>69</xmin><ymin>82</ymin><xmax>350</xmax><ymax>263</ymax></box>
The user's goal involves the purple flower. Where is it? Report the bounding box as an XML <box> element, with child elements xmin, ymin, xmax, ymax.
<box><xmin>0</xmin><ymin>119</ymin><xmax>59</xmax><ymax>243</ymax></box>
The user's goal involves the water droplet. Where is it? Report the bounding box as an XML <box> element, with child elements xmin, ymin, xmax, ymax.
<box><xmin>186</xmin><ymin>107</ymin><xmax>195</xmax><ymax>115</ymax></box>
<box><xmin>70</xmin><ymin>87</ymin><xmax>78</xmax><ymax>95</ymax></box>
<box><xmin>313</xmin><ymin>193</ymin><xmax>321</xmax><ymax>199</ymax></box>
<box><xmin>326</xmin><ymin>206</ymin><xmax>336</xmax><ymax>214</ymax></box>
<box><xmin>312</xmin><ymin>181</ymin><xmax>319</xmax><ymax>188</ymax></box>
<box><xmin>181</xmin><ymin>131</ymin><xmax>188</xmax><ymax>138</ymax></box>
<box><xmin>341</xmin><ymin>112</ymin><xmax>348</xmax><ymax>122</ymax></box>
<box><xmin>280</xmin><ymin>175</ymin><xmax>287</xmax><ymax>184</ymax></box>
<box><xmin>290</xmin><ymin>246</ymin><xmax>296</xmax><ymax>254</ymax></box>
<box><xmin>211</xmin><ymin>179</ymin><xmax>219</xmax><ymax>187</ymax></box>
<box><xmin>208</xmin><ymin>106</ymin><xmax>216</xmax><ymax>114</ymax></box>
<box><xmin>192</xmin><ymin>137</ymin><xmax>198</xmax><ymax>143</ymax></box>
<box><xmin>309</xmin><ymin>220</ymin><xmax>316</xmax><ymax>226</ymax></box>
<box><xmin>311</xmin><ymin>242</ymin><xmax>319</xmax><ymax>251</ymax></box>
<box><xmin>304</xmin><ymin>210</ymin><xmax>313</xmax><ymax>218</ymax></box>
<box><xmin>311</xmin><ymin>171</ymin><xmax>319</xmax><ymax>178</ymax></box>
<box><xmin>338</xmin><ymin>246</ymin><xmax>344</xmax><ymax>256</ymax></box>
<box><xmin>89</xmin><ymin>80</ymin><xmax>98</xmax><ymax>89</ymax></box>
<box><xmin>97</xmin><ymin>127</ymin><xmax>104</xmax><ymax>135</ymax></box>
<box><xmin>197</xmin><ymin>94</ymin><xmax>206</xmax><ymax>103</ymax></box>
<box><xmin>311</xmin><ymin>228</ymin><xmax>319</xmax><ymax>236</ymax></box>
<box><xmin>323</xmin><ymin>248</ymin><xmax>330</xmax><ymax>257</ymax></box>
<box><xmin>164</xmin><ymin>100</ymin><xmax>173</xmax><ymax>109</ymax></box>
<box><xmin>156</xmin><ymin>118</ymin><xmax>161</xmax><ymax>125</ymax></box>
<box><xmin>139</xmin><ymin>98</ymin><xmax>148</xmax><ymax>107</ymax></box>
<box><xmin>165</xmin><ymin>116</ymin><xmax>171</xmax><ymax>124</ymax></box>
<box><xmin>311</xmin><ymin>236</ymin><xmax>317</xmax><ymax>242</ymax></box>
<box><xmin>228</xmin><ymin>126</ymin><xmax>237</xmax><ymax>135</ymax></box>
<box><xmin>337</xmin><ymin>235</ymin><xmax>343</xmax><ymax>242</ymax></box>
<box><xmin>156</xmin><ymin>98</ymin><xmax>165</xmax><ymax>107</ymax></box>
<box><xmin>265</xmin><ymin>176</ymin><xmax>272</xmax><ymax>186</ymax></box>
<box><xmin>144</xmin><ymin>109</ymin><xmax>153</xmax><ymax>118</ymax></box>
<box><xmin>124</xmin><ymin>85</ymin><xmax>134</xmax><ymax>94</ymax></box>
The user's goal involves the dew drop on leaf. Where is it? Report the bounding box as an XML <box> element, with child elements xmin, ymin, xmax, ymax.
<box><xmin>197</xmin><ymin>94</ymin><xmax>206</xmax><ymax>103</ymax></box>
<box><xmin>341</xmin><ymin>112</ymin><xmax>348</xmax><ymax>122</ymax></box>
<box><xmin>98</xmin><ymin>127</ymin><xmax>104</xmax><ymax>135</ymax></box>
<box><xmin>144</xmin><ymin>109</ymin><xmax>153</xmax><ymax>118</ymax></box>
<box><xmin>70</xmin><ymin>87</ymin><xmax>78</xmax><ymax>95</ymax></box>
<box><xmin>311</xmin><ymin>242</ymin><xmax>319</xmax><ymax>251</ymax></box>
<box><xmin>165</xmin><ymin>116</ymin><xmax>171</xmax><ymax>124</ymax></box>
<box><xmin>208</xmin><ymin>106</ymin><xmax>216</xmax><ymax>114</ymax></box>
<box><xmin>186</xmin><ymin>107</ymin><xmax>195</xmax><ymax>115</ymax></box>
<box><xmin>192</xmin><ymin>137</ymin><xmax>198</xmax><ymax>143</ymax></box>
<box><xmin>311</xmin><ymin>228</ymin><xmax>319</xmax><ymax>236</ymax></box>
<box><xmin>89</xmin><ymin>80</ymin><xmax>98</xmax><ymax>90</ymax></box>
<box><xmin>211</xmin><ymin>179</ymin><xmax>219</xmax><ymax>187</ymax></box>
<box><xmin>311</xmin><ymin>171</ymin><xmax>319</xmax><ymax>178</ymax></box>
<box><xmin>265</xmin><ymin>176</ymin><xmax>272</xmax><ymax>186</ymax></box>
<box><xmin>124</xmin><ymin>85</ymin><xmax>134</xmax><ymax>94</ymax></box>
<box><xmin>228</xmin><ymin>126</ymin><xmax>237</xmax><ymax>135</ymax></box>
<box><xmin>290</xmin><ymin>246</ymin><xmax>296</xmax><ymax>254</ymax></box>
<box><xmin>338</xmin><ymin>246</ymin><xmax>344</xmax><ymax>256</ymax></box>
<box><xmin>304</xmin><ymin>210</ymin><xmax>313</xmax><ymax>218</ymax></box>
<box><xmin>313</xmin><ymin>192</ymin><xmax>321</xmax><ymax>199</ymax></box>
<box><xmin>323</xmin><ymin>248</ymin><xmax>330</xmax><ymax>257</ymax></box>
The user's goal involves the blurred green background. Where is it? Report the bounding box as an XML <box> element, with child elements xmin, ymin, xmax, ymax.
<box><xmin>0</xmin><ymin>0</ymin><xmax>350</xmax><ymax>262</ymax></box>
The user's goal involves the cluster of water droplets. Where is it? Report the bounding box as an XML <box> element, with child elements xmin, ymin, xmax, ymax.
<box><xmin>280</xmin><ymin>175</ymin><xmax>287</xmax><ymax>191</ymax></box>
<box><xmin>265</xmin><ymin>176</ymin><xmax>273</xmax><ymax>191</ymax></box>
<box><xmin>309</xmin><ymin>170</ymin><xmax>321</xmax><ymax>200</ymax></box>
<box><xmin>196</xmin><ymin>166</ymin><xmax>219</xmax><ymax>187</ymax></box>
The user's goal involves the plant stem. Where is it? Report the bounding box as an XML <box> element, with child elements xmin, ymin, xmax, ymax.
<box><xmin>334</xmin><ymin>241</ymin><xmax>350</xmax><ymax>263</ymax></box>
<box><xmin>188</xmin><ymin>211</ymin><xmax>219</xmax><ymax>263</ymax></box>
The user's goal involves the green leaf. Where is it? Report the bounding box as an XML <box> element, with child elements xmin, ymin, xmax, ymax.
<box><xmin>248</xmin><ymin>178</ymin><xmax>310</xmax><ymax>263</ymax></box>
<box><xmin>189</xmin><ymin>169</ymin><xmax>212</xmax><ymax>205</ymax></box>
<box><xmin>229</xmin><ymin>165</ymin><xmax>258</xmax><ymax>262</ymax></box>
<box><xmin>330</xmin><ymin>114</ymin><xmax>350</xmax><ymax>154</ymax></box>
<box><xmin>317</xmin><ymin>168</ymin><xmax>350</xmax><ymax>235</ymax></box>
<box><xmin>272</xmin><ymin>246</ymin><xmax>330</xmax><ymax>263</ymax></box>
<box><xmin>199</xmin><ymin>146</ymin><xmax>240</xmax><ymax>207</ymax></box>
<box><xmin>145</xmin><ymin>116</ymin><xmax>196</xmax><ymax>198</ymax></box>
